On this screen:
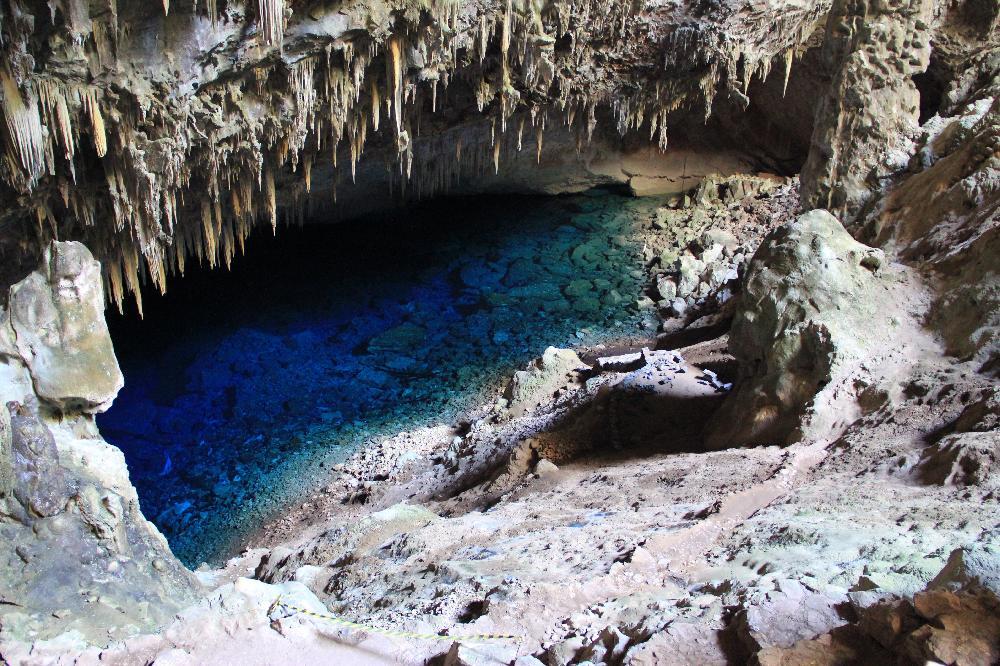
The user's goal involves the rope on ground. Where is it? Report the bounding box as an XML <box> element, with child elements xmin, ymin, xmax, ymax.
<box><xmin>270</xmin><ymin>596</ymin><xmax>518</xmax><ymax>643</ymax></box>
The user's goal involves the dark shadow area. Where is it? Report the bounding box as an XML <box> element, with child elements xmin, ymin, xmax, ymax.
<box><xmin>913</xmin><ymin>65</ymin><xmax>946</xmax><ymax>124</ymax></box>
<box><xmin>655</xmin><ymin>316</ymin><xmax>733</xmax><ymax>350</ymax></box>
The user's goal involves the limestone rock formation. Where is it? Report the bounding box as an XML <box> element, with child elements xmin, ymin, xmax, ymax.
<box><xmin>800</xmin><ymin>0</ymin><xmax>934</xmax><ymax>221</ymax></box>
<box><xmin>0</xmin><ymin>0</ymin><xmax>996</xmax><ymax>662</ymax></box>
<box><xmin>0</xmin><ymin>244</ymin><xmax>196</xmax><ymax>646</ymax></box>
<box><xmin>758</xmin><ymin>547</ymin><xmax>1000</xmax><ymax>665</ymax></box>
<box><xmin>705</xmin><ymin>209</ymin><xmax>911</xmax><ymax>448</ymax></box>
<box><xmin>862</xmin><ymin>57</ymin><xmax>1000</xmax><ymax>367</ymax></box>
<box><xmin>646</xmin><ymin>174</ymin><xmax>798</xmax><ymax>325</ymax></box>
<box><xmin>7</xmin><ymin>403</ymin><xmax>69</xmax><ymax>520</ymax></box>
<box><xmin>503</xmin><ymin>346</ymin><xmax>588</xmax><ymax>417</ymax></box>
<box><xmin>3</xmin><ymin>241</ymin><xmax>124</xmax><ymax>413</ymax></box>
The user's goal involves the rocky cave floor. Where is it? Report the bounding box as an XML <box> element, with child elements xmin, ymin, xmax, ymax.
<box><xmin>6</xmin><ymin>172</ymin><xmax>998</xmax><ymax>666</ymax></box>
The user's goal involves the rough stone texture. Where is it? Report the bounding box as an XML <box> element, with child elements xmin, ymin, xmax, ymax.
<box><xmin>735</xmin><ymin>579</ymin><xmax>848</xmax><ymax>650</ymax></box>
<box><xmin>0</xmin><ymin>402</ymin><xmax>11</xmax><ymax>498</ymax></box>
<box><xmin>5</xmin><ymin>242</ymin><xmax>124</xmax><ymax>413</ymax></box>
<box><xmin>504</xmin><ymin>346</ymin><xmax>588</xmax><ymax>417</ymax></box>
<box><xmin>641</xmin><ymin>173</ymin><xmax>800</xmax><ymax>333</ymax></box>
<box><xmin>760</xmin><ymin>547</ymin><xmax>1000</xmax><ymax>666</ymax></box>
<box><xmin>920</xmin><ymin>431</ymin><xmax>1000</xmax><ymax>489</ymax></box>
<box><xmin>800</xmin><ymin>0</ymin><xmax>934</xmax><ymax>221</ymax></box>
<box><xmin>862</xmin><ymin>56</ymin><xmax>1000</xmax><ymax>367</ymax></box>
<box><xmin>8</xmin><ymin>403</ymin><xmax>68</xmax><ymax>520</ymax></box>
<box><xmin>0</xmin><ymin>245</ymin><xmax>197</xmax><ymax>647</ymax></box>
<box><xmin>705</xmin><ymin>209</ymin><xmax>920</xmax><ymax>448</ymax></box>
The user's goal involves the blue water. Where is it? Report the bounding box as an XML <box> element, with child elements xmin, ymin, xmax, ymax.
<box><xmin>99</xmin><ymin>189</ymin><xmax>660</xmax><ymax>566</ymax></box>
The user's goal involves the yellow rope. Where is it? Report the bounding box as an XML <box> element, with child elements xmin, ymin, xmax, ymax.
<box><xmin>272</xmin><ymin>597</ymin><xmax>517</xmax><ymax>643</ymax></box>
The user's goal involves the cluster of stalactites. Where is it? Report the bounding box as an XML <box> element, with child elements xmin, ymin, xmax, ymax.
<box><xmin>0</xmin><ymin>0</ymin><xmax>817</xmax><ymax>314</ymax></box>
<box><xmin>0</xmin><ymin>70</ymin><xmax>109</xmax><ymax>190</ymax></box>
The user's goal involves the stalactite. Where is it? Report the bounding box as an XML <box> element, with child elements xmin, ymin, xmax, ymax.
<box><xmin>107</xmin><ymin>258</ymin><xmax>124</xmax><ymax>313</ymax></box>
<box><xmin>783</xmin><ymin>48</ymin><xmax>794</xmax><ymax>97</ymax></box>
<box><xmin>370</xmin><ymin>78</ymin><xmax>381</xmax><ymax>131</ymax></box>
<box><xmin>38</xmin><ymin>81</ymin><xmax>75</xmax><ymax>162</ymax></box>
<box><xmin>201</xmin><ymin>201</ymin><xmax>217</xmax><ymax>262</ymax></box>
<box><xmin>258</xmin><ymin>0</ymin><xmax>284</xmax><ymax>47</ymax></box>
<box><xmin>82</xmin><ymin>89</ymin><xmax>107</xmax><ymax>158</ymax></box>
<box><xmin>478</xmin><ymin>15</ymin><xmax>489</xmax><ymax>62</ymax></box>
<box><xmin>501</xmin><ymin>0</ymin><xmax>512</xmax><ymax>66</ymax></box>
<box><xmin>536</xmin><ymin>118</ymin><xmax>544</xmax><ymax>163</ymax></box>
<box><xmin>175</xmin><ymin>227</ymin><xmax>186</xmax><ymax>276</ymax></box>
<box><xmin>388</xmin><ymin>36</ymin><xmax>404</xmax><ymax>137</ymax></box>
<box><xmin>1</xmin><ymin>66</ymin><xmax>46</xmax><ymax>186</ymax></box>
<box><xmin>123</xmin><ymin>245</ymin><xmax>143</xmax><ymax>317</ymax></box>
<box><xmin>162</xmin><ymin>0</ymin><xmax>169</xmax><ymax>15</ymax></box>
<box><xmin>0</xmin><ymin>0</ymin><xmax>826</xmax><ymax>312</ymax></box>
<box><xmin>259</xmin><ymin>166</ymin><xmax>274</xmax><ymax>230</ymax></box>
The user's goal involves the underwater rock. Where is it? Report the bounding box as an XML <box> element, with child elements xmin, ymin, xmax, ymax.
<box><xmin>564</xmin><ymin>278</ymin><xmax>594</xmax><ymax>298</ymax></box>
<box><xmin>368</xmin><ymin>323</ymin><xmax>428</xmax><ymax>353</ymax></box>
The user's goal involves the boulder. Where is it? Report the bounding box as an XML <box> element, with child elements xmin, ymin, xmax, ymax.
<box><xmin>705</xmin><ymin>210</ymin><xmax>889</xmax><ymax>448</ymax></box>
<box><xmin>656</xmin><ymin>276</ymin><xmax>678</xmax><ymax>302</ymax></box>
<box><xmin>879</xmin><ymin>547</ymin><xmax>1000</xmax><ymax>665</ymax></box>
<box><xmin>623</xmin><ymin>622</ymin><xmax>730</xmax><ymax>665</ymax></box>
<box><xmin>734</xmin><ymin>579</ymin><xmax>847</xmax><ymax>651</ymax></box>
<box><xmin>759</xmin><ymin>550</ymin><xmax>1000</xmax><ymax>666</ymax></box>
<box><xmin>367</xmin><ymin>322</ymin><xmax>427</xmax><ymax>353</ymax></box>
<box><xmin>919</xmin><ymin>432</ymin><xmax>1000</xmax><ymax>490</ymax></box>
<box><xmin>5</xmin><ymin>242</ymin><xmax>123</xmax><ymax>413</ymax></box>
<box><xmin>504</xmin><ymin>347</ymin><xmax>588</xmax><ymax>417</ymax></box>
<box><xmin>675</xmin><ymin>254</ymin><xmax>705</xmax><ymax>297</ymax></box>
<box><xmin>927</xmin><ymin>546</ymin><xmax>1000</xmax><ymax>598</ymax></box>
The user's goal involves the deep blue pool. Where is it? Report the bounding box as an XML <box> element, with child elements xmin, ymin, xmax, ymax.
<box><xmin>99</xmin><ymin>189</ymin><xmax>659</xmax><ymax>566</ymax></box>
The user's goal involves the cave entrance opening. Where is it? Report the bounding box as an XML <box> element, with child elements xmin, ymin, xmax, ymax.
<box><xmin>98</xmin><ymin>187</ymin><xmax>662</xmax><ymax>567</ymax></box>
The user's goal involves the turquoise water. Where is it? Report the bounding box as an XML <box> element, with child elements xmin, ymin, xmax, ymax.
<box><xmin>99</xmin><ymin>189</ymin><xmax>659</xmax><ymax>566</ymax></box>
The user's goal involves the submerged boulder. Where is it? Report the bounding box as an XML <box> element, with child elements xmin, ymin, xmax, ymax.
<box><xmin>4</xmin><ymin>241</ymin><xmax>123</xmax><ymax>413</ymax></box>
<box><xmin>706</xmin><ymin>210</ymin><xmax>893</xmax><ymax>448</ymax></box>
